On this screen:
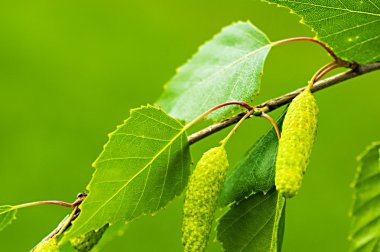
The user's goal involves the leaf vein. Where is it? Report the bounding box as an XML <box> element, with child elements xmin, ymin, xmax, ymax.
<box><xmin>335</xmin><ymin>33</ymin><xmax>380</xmax><ymax>54</ymax></box>
<box><xmin>276</xmin><ymin>0</ymin><xmax>380</xmax><ymax>16</ymax></box>
<box><xmin>72</xmin><ymin>127</ymin><xmax>185</xmax><ymax>233</ymax></box>
<box><xmin>168</xmin><ymin>44</ymin><xmax>271</xmax><ymax>111</ymax></box>
<box><xmin>113</xmin><ymin>133</ymin><xmax>171</xmax><ymax>142</ymax></box>
<box><xmin>318</xmin><ymin>19</ymin><xmax>380</xmax><ymax>39</ymax></box>
<box><xmin>156</xmin><ymin>145</ymin><xmax>171</xmax><ymax>209</ymax></box>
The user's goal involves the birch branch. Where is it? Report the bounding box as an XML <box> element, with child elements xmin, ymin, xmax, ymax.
<box><xmin>188</xmin><ymin>62</ymin><xmax>380</xmax><ymax>145</ymax></box>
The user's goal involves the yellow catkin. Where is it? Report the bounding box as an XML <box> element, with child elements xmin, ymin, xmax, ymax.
<box><xmin>33</xmin><ymin>239</ymin><xmax>59</xmax><ymax>252</ymax></box>
<box><xmin>275</xmin><ymin>87</ymin><xmax>318</xmax><ymax>198</ymax></box>
<box><xmin>182</xmin><ymin>146</ymin><xmax>229</xmax><ymax>252</ymax></box>
<box><xmin>70</xmin><ymin>224</ymin><xmax>108</xmax><ymax>252</ymax></box>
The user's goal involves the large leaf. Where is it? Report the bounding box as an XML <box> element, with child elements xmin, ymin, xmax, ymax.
<box><xmin>264</xmin><ymin>0</ymin><xmax>380</xmax><ymax>64</ymax></box>
<box><xmin>219</xmin><ymin>112</ymin><xmax>285</xmax><ymax>206</ymax></box>
<box><xmin>62</xmin><ymin>105</ymin><xmax>191</xmax><ymax>241</ymax></box>
<box><xmin>158</xmin><ymin>21</ymin><xmax>271</xmax><ymax>121</ymax></box>
<box><xmin>217</xmin><ymin>189</ymin><xmax>286</xmax><ymax>252</ymax></box>
<box><xmin>0</xmin><ymin>205</ymin><xmax>17</xmax><ymax>232</ymax></box>
<box><xmin>349</xmin><ymin>142</ymin><xmax>380</xmax><ymax>251</ymax></box>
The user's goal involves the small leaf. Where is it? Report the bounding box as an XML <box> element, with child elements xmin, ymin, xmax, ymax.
<box><xmin>263</xmin><ymin>0</ymin><xmax>380</xmax><ymax>64</ymax></box>
<box><xmin>217</xmin><ymin>189</ymin><xmax>286</xmax><ymax>252</ymax></box>
<box><xmin>0</xmin><ymin>205</ymin><xmax>17</xmax><ymax>232</ymax></box>
<box><xmin>349</xmin><ymin>142</ymin><xmax>380</xmax><ymax>251</ymax></box>
<box><xmin>70</xmin><ymin>224</ymin><xmax>109</xmax><ymax>252</ymax></box>
<box><xmin>219</xmin><ymin>112</ymin><xmax>285</xmax><ymax>206</ymax></box>
<box><xmin>62</xmin><ymin>105</ymin><xmax>191</xmax><ymax>242</ymax></box>
<box><xmin>158</xmin><ymin>21</ymin><xmax>271</xmax><ymax>121</ymax></box>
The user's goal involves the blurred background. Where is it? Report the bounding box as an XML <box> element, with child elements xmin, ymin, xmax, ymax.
<box><xmin>0</xmin><ymin>0</ymin><xmax>378</xmax><ymax>251</ymax></box>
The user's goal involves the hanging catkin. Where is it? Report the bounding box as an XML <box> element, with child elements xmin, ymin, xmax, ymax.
<box><xmin>182</xmin><ymin>146</ymin><xmax>229</xmax><ymax>252</ymax></box>
<box><xmin>275</xmin><ymin>87</ymin><xmax>318</xmax><ymax>198</ymax></box>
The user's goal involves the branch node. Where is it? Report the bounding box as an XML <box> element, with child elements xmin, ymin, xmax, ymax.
<box><xmin>187</xmin><ymin>62</ymin><xmax>380</xmax><ymax>145</ymax></box>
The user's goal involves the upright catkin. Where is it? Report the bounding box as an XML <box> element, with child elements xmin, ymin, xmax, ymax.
<box><xmin>275</xmin><ymin>87</ymin><xmax>318</xmax><ymax>198</ymax></box>
<box><xmin>70</xmin><ymin>224</ymin><xmax>108</xmax><ymax>252</ymax></box>
<box><xmin>182</xmin><ymin>146</ymin><xmax>229</xmax><ymax>252</ymax></box>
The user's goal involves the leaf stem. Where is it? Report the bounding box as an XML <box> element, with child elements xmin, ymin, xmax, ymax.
<box><xmin>271</xmin><ymin>37</ymin><xmax>340</xmax><ymax>60</ymax></box>
<box><xmin>308</xmin><ymin>61</ymin><xmax>338</xmax><ymax>88</ymax></box>
<box><xmin>31</xmin><ymin>193</ymin><xmax>87</xmax><ymax>249</ymax></box>
<box><xmin>220</xmin><ymin>109</ymin><xmax>255</xmax><ymax>147</ymax></box>
<box><xmin>314</xmin><ymin>63</ymin><xmax>343</xmax><ymax>82</ymax></box>
<box><xmin>272</xmin><ymin>37</ymin><xmax>354</xmax><ymax>90</ymax></box>
<box><xmin>183</xmin><ymin>101</ymin><xmax>253</xmax><ymax>131</ymax></box>
<box><xmin>188</xmin><ymin>61</ymin><xmax>380</xmax><ymax>145</ymax></box>
<box><xmin>260</xmin><ymin>112</ymin><xmax>281</xmax><ymax>140</ymax></box>
<box><xmin>12</xmin><ymin>193</ymin><xmax>87</xmax><ymax>211</ymax></box>
<box><xmin>55</xmin><ymin>206</ymin><xmax>79</xmax><ymax>238</ymax></box>
<box><xmin>308</xmin><ymin>59</ymin><xmax>353</xmax><ymax>88</ymax></box>
<box><xmin>14</xmin><ymin>200</ymin><xmax>73</xmax><ymax>210</ymax></box>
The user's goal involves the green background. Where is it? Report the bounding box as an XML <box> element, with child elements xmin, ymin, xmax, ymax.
<box><xmin>0</xmin><ymin>0</ymin><xmax>378</xmax><ymax>251</ymax></box>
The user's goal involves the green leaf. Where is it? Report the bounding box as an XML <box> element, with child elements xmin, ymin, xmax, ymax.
<box><xmin>217</xmin><ymin>189</ymin><xmax>286</xmax><ymax>252</ymax></box>
<box><xmin>219</xmin><ymin>112</ymin><xmax>285</xmax><ymax>206</ymax></box>
<box><xmin>158</xmin><ymin>21</ymin><xmax>271</xmax><ymax>121</ymax></box>
<box><xmin>0</xmin><ymin>205</ymin><xmax>17</xmax><ymax>232</ymax></box>
<box><xmin>349</xmin><ymin>142</ymin><xmax>380</xmax><ymax>251</ymax></box>
<box><xmin>70</xmin><ymin>224</ymin><xmax>109</xmax><ymax>252</ymax></box>
<box><xmin>62</xmin><ymin>105</ymin><xmax>191</xmax><ymax>242</ymax></box>
<box><xmin>264</xmin><ymin>0</ymin><xmax>380</xmax><ymax>64</ymax></box>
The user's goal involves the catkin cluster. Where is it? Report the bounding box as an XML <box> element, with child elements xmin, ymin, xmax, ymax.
<box><xmin>275</xmin><ymin>87</ymin><xmax>318</xmax><ymax>198</ymax></box>
<box><xmin>182</xmin><ymin>146</ymin><xmax>229</xmax><ymax>252</ymax></box>
<box><xmin>70</xmin><ymin>224</ymin><xmax>108</xmax><ymax>252</ymax></box>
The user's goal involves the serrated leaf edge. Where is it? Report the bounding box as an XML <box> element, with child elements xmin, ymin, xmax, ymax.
<box><xmin>348</xmin><ymin>141</ymin><xmax>380</xmax><ymax>244</ymax></box>
<box><xmin>349</xmin><ymin>142</ymin><xmax>380</xmax><ymax>218</ymax></box>
<box><xmin>62</xmin><ymin>104</ymin><xmax>191</xmax><ymax>242</ymax></box>
<box><xmin>0</xmin><ymin>206</ymin><xmax>17</xmax><ymax>232</ymax></box>
<box><xmin>216</xmin><ymin>190</ymin><xmax>285</xmax><ymax>252</ymax></box>
<box><xmin>261</xmin><ymin>0</ymin><xmax>342</xmax><ymax>59</ymax></box>
<box><xmin>157</xmin><ymin>21</ymin><xmax>272</xmax><ymax>122</ymax></box>
<box><xmin>262</xmin><ymin>0</ymin><xmax>380</xmax><ymax>63</ymax></box>
<box><xmin>351</xmin><ymin>142</ymin><xmax>380</xmax><ymax>189</ymax></box>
